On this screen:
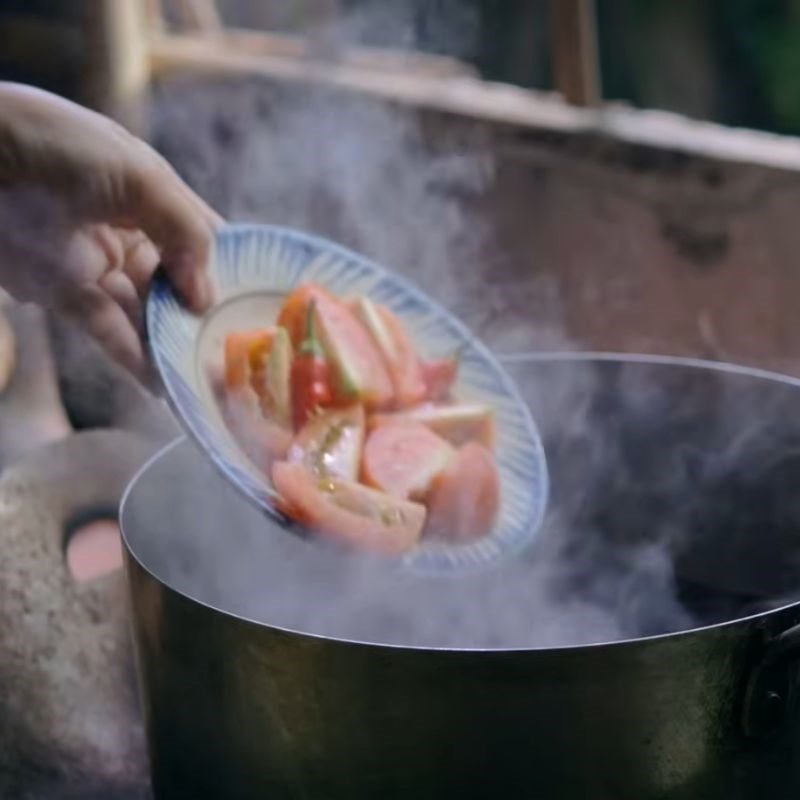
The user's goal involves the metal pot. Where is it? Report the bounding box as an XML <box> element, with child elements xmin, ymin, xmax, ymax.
<box><xmin>121</xmin><ymin>355</ymin><xmax>800</xmax><ymax>800</ymax></box>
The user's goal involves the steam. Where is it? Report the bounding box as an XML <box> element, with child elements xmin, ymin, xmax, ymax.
<box><xmin>126</xmin><ymin>2</ymin><xmax>800</xmax><ymax>650</ymax></box>
<box><xmin>125</xmin><ymin>349</ymin><xmax>800</xmax><ymax>650</ymax></box>
<box><xmin>150</xmin><ymin>2</ymin><xmax>560</xmax><ymax>353</ymax></box>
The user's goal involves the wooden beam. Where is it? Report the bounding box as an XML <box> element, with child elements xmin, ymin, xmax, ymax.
<box><xmin>148</xmin><ymin>32</ymin><xmax>584</xmax><ymax>130</ymax></box>
<box><xmin>550</xmin><ymin>0</ymin><xmax>601</xmax><ymax>107</ymax></box>
<box><xmin>148</xmin><ymin>32</ymin><xmax>800</xmax><ymax>174</ymax></box>
<box><xmin>171</xmin><ymin>0</ymin><xmax>222</xmax><ymax>34</ymax></box>
<box><xmin>144</xmin><ymin>0</ymin><xmax>166</xmax><ymax>34</ymax></box>
<box><xmin>80</xmin><ymin>0</ymin><xmax>150</xmax><ymax>132</ymax></box>
<box><xmin>219</xmin><ymin>28</ymin><xmax>475</xmax><ymax>79</ymax></box>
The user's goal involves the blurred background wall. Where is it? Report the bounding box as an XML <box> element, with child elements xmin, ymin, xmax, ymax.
<box><xmin>3</xmin><ymin>2</ymin><xmax>800</xmax><ymax>376</ymax></box>
<box><xmin>3</xmin><ymin>0</ymin><xmax>800</xmax><ymax>136</ymax></box>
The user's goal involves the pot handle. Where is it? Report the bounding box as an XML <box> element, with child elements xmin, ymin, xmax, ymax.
<box><xmin>742</xmin><ymin>620</ymin><xmax>800</xmax><ymax>737</ymax></box>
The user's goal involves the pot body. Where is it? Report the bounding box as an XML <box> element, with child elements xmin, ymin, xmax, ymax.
<box><xmin>126</xmin><ymin>549</ymin><xmax>800</xmax><ymax>799</ymax></box>
<box><xmin>122</xmin><ymin>356</ymin><xmax>800</xmax><ymax>799</ymax></box>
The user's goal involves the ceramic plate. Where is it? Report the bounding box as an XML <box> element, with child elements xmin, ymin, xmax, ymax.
<box><xmin>146</xmin><ymin>224</ymin><xmax>549</xmax><ymax>575</ymax></box>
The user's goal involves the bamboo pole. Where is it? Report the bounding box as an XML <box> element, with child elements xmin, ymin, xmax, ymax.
<box><xmin>171</xmin><ymin>0</ymin><xmax>222</xmax><ymax>34</ymax></box>
<box><xmin>143</xmin><ymin>0</ymin><xmax>166</xmax><ymax>34</ymax></box>
<box><xmin>550</xmin><ymin>0</ymin><xmax>601</xmax><ymax>107</ymax></box>
<box><xmin>80</xmin><ymin>0</ymin><xmax>151</xmax><ymax>133</ymax></box>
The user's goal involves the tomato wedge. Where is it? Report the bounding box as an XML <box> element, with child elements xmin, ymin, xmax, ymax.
<box><xmin>313</xmin><ymin>294</ymin><xmax>394</xmax><ymax>409</ymax></box>
<box><xmin>224</xmin><ymin>328</ymin><xmax>274</xmax><ymax>391</ymax></box>
<box><xmin>379</xmin><ymin>305</ymin><xmax>426</xmax><ymax>407</ymax></box>
<box><xmin>222</xmin><ymin>386</ymin><xmax>292</xmax><ymax>471</ymax></box>
<box><xmin>362</xmin><ymin>421</ymin><xmax>453</xmax><ymax>500</ymax></box>
<box><xmin>421</xmin><ymin>357</ymin><xmax>459</xmax><ymax>402</ymax></box>
<box><xmin>287</xmin><ymin>405</ymin><xmax>365</xmax><ymax>481</ymax></box>
<box><xmin>264</xmin><ymin>327</ymin><xmax>293</xmax><ymax>427</ymax></box>
<box><xmin>272</xmin><ymin>461</ymin><xmax>426</xmax><ymax>555</ymax></box>
<box><xmin>277</xmin><ymin>283</ymin><xmax>337</xmax><ymax>348</ymax></box>
<box><xmin>353</xmin><ymin>299</ymin><xmax>426</xmax><ymax>408</ymax></box>
<box><xmin>424</xmin><ymin>442</ymin><xmax>500</xmax><ymax>542</ymax></box>
<box><xmin>369</xmin><ymin>403</ymin><xmax>496</xmax><ymax>449</ymax></box>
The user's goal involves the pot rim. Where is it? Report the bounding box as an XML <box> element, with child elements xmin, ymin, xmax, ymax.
<box><xmin>121</xmin><ymin>351</ymin><xmax>800</xmax><ymax>655</ymax></box>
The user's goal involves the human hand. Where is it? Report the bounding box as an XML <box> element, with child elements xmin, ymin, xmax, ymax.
<box><xmin>0</xmin><ymin>82</ymin><xmax>221</xmax><ymax>375</ymax></box>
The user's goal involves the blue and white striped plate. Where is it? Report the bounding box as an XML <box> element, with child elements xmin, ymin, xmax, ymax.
<box><xmin>146</xmin><ymin>224</ymin><xmax>548</xmax><ymax>575</ymax></box>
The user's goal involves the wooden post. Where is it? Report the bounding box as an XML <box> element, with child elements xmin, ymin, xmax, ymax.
<box><xmin>550</xmin><ymin>0</ymin><xmax>601</xmax><ymax>107</ymax></box>
<box><xmin>79</xmin><ymin>0</ymin><xmax>151</xmax><ymax>133</ymax></box>
<box><xmin>305</xmin><ymin>0</ymin><xmax>342</xmax><ymax>60</ymax></box>
<box><xmin>171</xmin><ymin>0</ymin><xmax>222</xmax><ymax>34</ymax></box>
<box><xmin>144</xmin><ymin>0</ymin><xmax>166</xmax><ymax>34</ymax></box>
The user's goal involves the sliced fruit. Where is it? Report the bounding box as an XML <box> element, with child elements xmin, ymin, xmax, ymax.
<box><xmin>313</xmin><ymin>295</ymin><xmax>394</xmax><ymax>409</ymax></box>
<box><xmin>353</xmin><ymin>298</ymin><xmax>426</xmax><ymax>408</ymax></box>
<box><xmin>421</xmin><ymin>357</ymin><xmax>459</xmax><ymax>401</ymax></box>
<box><xmin>222</xmin><ymin>386</ymin><xmax>292</xmax><ymax>471</ymax></box>
<box><xmin>379</xmin><ymin>305</ymin><xmax>428</xmax><ymax>407</ymax></box>
<box><xmin>287</xmin><ymin>405</ymin><xmax>365</xmax><ymax>481</ymax></box>
<box><xmin>277</xmin><ymin>283</ymin><xmax>336</xmax><ymax>347</ymax></box>
<box><xmin>272</xmin><ymin>461</ymin><xmax>426</xmax><ymax>556</ymax></box>
<box><xmin>352</xmin><ymin>297</ymin><xmax>397</xmax><ymax>362</ymax></box>
<box><xmin>362</xmin><ymin>421</ymin><xmax>453</xmax><ymax>500</ymax></box>
<box><xmin>224</xmin><ymin>328</ymin><xmax>274</xmax><ymax>391</ymax></box>
<box><xmin>370</xmin><ymin>403</ymin><xmax>496</xmax><ymax>449</ymax></box>
<box><xmin>265</xmin><ymin>327</ymin><xmax>293</xmax><ymax>426</ymax></box>
<box><xmin>424</xmin><ymin>442</ymin><xmax>500</xmax><ymax>543</ymax></box>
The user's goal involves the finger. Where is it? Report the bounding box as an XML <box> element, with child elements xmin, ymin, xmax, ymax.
<box><xmin>62</xmin><ymin>286</ymin><xmax>145</xmax><ymax>377</ymax></box>
<box><xmin>135</xmin><ymin>144</ymin><xmax>224</xmax><ymax>228</ymax></box>
<box><xmin>86</xmin><ymin>224</ymin><xmax>125</xmax><ymax>271</ymax></box>
<box><xmin>63</xmin><ymin>223</ymin><xmax>124</xmax><ymax>285</ymax></box>
<box><xmin>115</xmin><ymin>229</ymin><xmax>160</xmax><ymax>301</ymax></box>
<box><xmin>121</xmin><ymin>163</ymin><xmax>218</xmax><ymax>313</ymax></box>
<box><xmin>98</xmin><ymin>269</ymin><xmax>143</xmax><ymax>335</ymax></box>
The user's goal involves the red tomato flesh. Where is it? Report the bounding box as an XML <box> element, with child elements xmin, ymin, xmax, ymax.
<box><xmin>369</xmin><ymin>403</ymin><xmax>496</xmax><ymax>450</ymax></box>
<box><xmin>376</xmin><ymin>305</ymin><xmax>427</xmax><ymax>408</ymax></box>
<box><xmin>272</xmin><ymin>461</ymin><xmax>426</xmax><ymax>556</ymax></box>
<box><xmin>424</xmin><ymin>442</ymin><xmax>500</xmax><ymax>543</ymax></box>
<box><xmin>224</xmin><ymin>328</ymin><xmax>274</xmax><ymax>391</ymax></box>
<box><xmin>362</xmin><ymin>420</ymin><xmax>453</xmax><ymax>500</ymax></box>
<box><xmin>222</xmin><ymin>386</ymin><xmax>292</xmax><ymax>472</ymax></box>
<box><xmin>312</xmin><ymin>294</ymin><xmax>394</xmax><ymax>409</ymax></box>
<box><xmin>287</xmin><ymin>405</ymin><xmax>365</xmax><ymax>481</ymax></box>
<box><xmin>421</xmin><ymin>357</ymin><xmax>459</xmax><ymax>402</ymax></box>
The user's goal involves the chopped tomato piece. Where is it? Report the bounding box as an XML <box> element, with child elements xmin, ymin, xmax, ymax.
<box><xmin>288</xmin><ymin>405</ymin><xmax>365</xmax><ymax>481</ymax></box>
<box><xmin>424</xmin><ymin>443</ymin><xmax>499</xmax><ymax>542</ymax></box>
<box><xmin>421</xmin><ymin>357</ymin><xmax>459</xmax><ymax>401</ymax></box>
<box><xmin>376</xmin><ymin>304</ymin><xmax>426</xmax><ymax>408</ymax></box>
<box><xmin>224</xmin><ymin>328</ymin><xmax>274</xmax><ymax>391</ymax></box>
<box><xmin>272</xmin><ymin>461</ymin><xmax>426</xmax><ymax>556</ymax></box>
<box><xmin>369</xmin><ymin>403</ymin><xmax>496</xmax><ymax>449</ymax></box>
<box><xmin>313</xmin><ymin>294</ymin><xmax>394</xmax><ymax>409</ymax></box>
<box><xmin>222</xmin><ymin>387</ymin><xmax>292</xmax><ymax>472</ymax></box>
<box><xmin>219</xmin><ymin>283</ymin><xmax>504</xmax><ymax>559</ymax></box>
<box><xmin>264</xmin><ymin>327</ymin><xmax>293</xmax><ymax>427</ymax></box>
<box><xmin>362</xmin><ymin>421</ymin><xmax>453</xmax><ymax>500</ymax></box>
<box><xmin>277</xmin><ymin>283</ymin><xmax>337</xmax><ymax>348</ymax></box>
